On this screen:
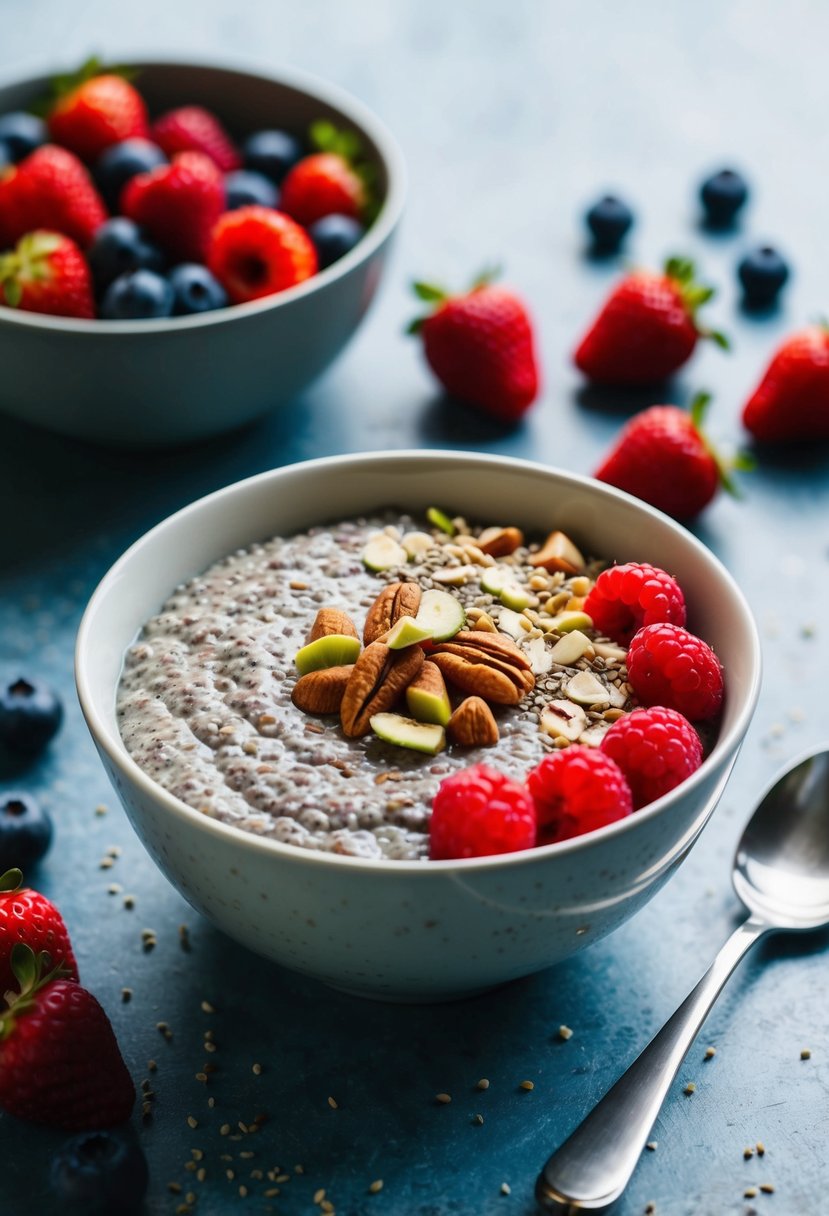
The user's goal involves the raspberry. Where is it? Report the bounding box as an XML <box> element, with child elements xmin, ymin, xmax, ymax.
<box><xmin>583</xmin><ymin>562</ymin><xmax>686</xmax><ymax>646</ymax></box>
<box><xmin>627</xmin><ymin>623</ymin><xmax>724</xmax><ymax>721</ymax></box>
<box><xmin>601</xmin><ymin>706</ymin><xmax>703</xmax><ymax>809</ymax></box>
<box><xmin>526</xmin><ymin>746</ymin><xmax>633</xmax><ymax>845</ymax></box>
<box><xmin>208</xmin><ymin>206</ymin><xmax>318</xmax><ymax>304</ymax></box>
<box><xmin>429</xmin><ymin>764</ymin><xmax>536</xmax><ymax>860</ymax></box>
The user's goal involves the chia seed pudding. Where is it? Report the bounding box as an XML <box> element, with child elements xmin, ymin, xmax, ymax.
<box><xmin>117</xmin><ymin>511</ymin><xmax>639</xmax><ymax>861</ymax></box>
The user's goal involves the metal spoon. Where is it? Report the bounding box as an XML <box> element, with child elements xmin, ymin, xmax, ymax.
<box><xmin>536</xmin><ymin>746</ymin><xmax>829</xmax><ymax>1214</ymax></box>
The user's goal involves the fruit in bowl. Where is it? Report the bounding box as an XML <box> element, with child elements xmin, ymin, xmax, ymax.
<box><xmin>0</xmin><ymin>61</ymin><xmax>405</xmax><ymax>445</ymax></box>
<box><xmin>76</xmin><ymin>452</ymin><xmax>760</xmax><ymax>1001</ymax></box>
<box><xmin>0</xmin><ymin>61</ymin><xmax>377</xmax><ymax>321</ymax></box>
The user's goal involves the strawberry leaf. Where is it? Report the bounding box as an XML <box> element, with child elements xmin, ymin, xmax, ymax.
<box><xmin>10</xmin><ymin>943</ymin><xmax>40</xmax><ymax>995</ymax></box>
<box><xmin>3</xmin><ymin>279</ymin><xmax>22</xmax><ymax>308</ymax></box>
<box><xmin>469</xmin><ymin>264</ymin><xmax>502</xmax><ymax>291</ymax></box>
<box><xmin>0</xmin><ymin>868</ymin><xmax>23</xmax><ymax>892</ymax></box>
<box><xmin>412</xmin><ymin>281</ymin><xmax>448</xmax><ymax>303</ymax></box>
<box><xmin>689</xmin><ymin>391</ymin><xmax>712</xmax><ymax>431</ymax></box>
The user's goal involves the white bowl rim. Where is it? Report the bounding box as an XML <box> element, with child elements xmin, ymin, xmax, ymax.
<box><xmin>75</xmin><ymin>449</ymin><xmax>763</xmax><ymax>875</ymax></box>
<box><xmin>0</xmin><ymin>54</ymin><xmax>407</xmax><ymax>335</ymax></box>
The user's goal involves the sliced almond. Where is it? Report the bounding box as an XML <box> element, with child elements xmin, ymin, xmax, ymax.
<box><xmin>540</xmin><ymin>700</ymin><xmax>587</xmax><ymax>741</ymax></box>
<box><xmin>566</xmin><ymin>671</ymin><xmax>610</xmax><ymax>706</ymax></box>
<box><xmin>523</xmin><ymin>636</ymin><xmax>553</xmax><ymax>675</ymax></box>
<box><xmin>579</xmin><ymin>720</ymin><xmax>612</xmax><ymax>747</ymax></box>
<box><xmin>496</xmin><ymin>607</ymin><xmax>526</xmax><ymax>641</ymax></box>
<box><xmin>549</xmin><ymin>630</ymin><xmax>593</xmax><ymax>665</ymax></box>
<box><xmin>592</xmin><ymin>640</ymin><xmax>628</xmax><ymax>663</ymax></box>
<box><xmin>530</xmin><ymin>530</ymin><xmax>585</xmax><ymax>574</ymax></box>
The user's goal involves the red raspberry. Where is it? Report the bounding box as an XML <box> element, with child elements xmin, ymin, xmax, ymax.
<box><xmin>122</xmin><ymin>151</ymin><xmax>225</xmax><ymax>263</ymax></box>
<box><xmin>601</xmin><ymin>706</ymin><xmax>703</xmax><ymax>809</ymax></box>
<box><xmin>208</xmin><ymin>206</ymin><xmax>318</xmax><ymax>304</ymax></box>
<box><xmin>152</xmin><ymin>105</ymin><xmax>241</xmax><ymax>172</ymax></box>
<box><xmin>526</xmin><ymin>746</ymin><xmax>633</xmax><ymax>844</ymax></box>
<box><xmin>429</xmin><ymin>764</ymin><xmax>536</xmax><ymax>860</ymax></box>
<box><xmin>627</xmin><ymin>623</ymin><xmax>724</xmax><ymax>721</ymax></box>
<box><xmin>583</xmin><ymin>562</ymin><xmax>686</xmax><ymax>646</ymax></box>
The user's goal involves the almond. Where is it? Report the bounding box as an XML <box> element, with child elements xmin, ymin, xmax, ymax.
<box><xmin>477</xmin><ymin>526</ymin><xmax>524</xmax><ymax>557</ymax></box>
<box><xmin>308</xmin><ymin>608</ymin><xmax>359</xmax><ymax>642</ymax></box>
<box><xmin>291</xmin><ymin>665</ymin><xmax>354</xmax><ymax>714</ymax></box>
<box><xmin>363</xmin><ymin>582</ymin><xmax>422</xmax><ymax>644</ymax></box>
<box><xmin>530</xmin><ymin>530</ymin><xmax>585</xmax><ymax>574</ymax></box>
<box><xmin>448</xmin><ymin>697</ymin><xmax>499</xmax><ymax>747</ymax></box>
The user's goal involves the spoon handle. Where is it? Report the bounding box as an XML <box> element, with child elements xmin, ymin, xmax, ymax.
<box><xmin>535</xmin><ymin>915</ymin><xmax>767</xmax><ymax>1213</ymax></box>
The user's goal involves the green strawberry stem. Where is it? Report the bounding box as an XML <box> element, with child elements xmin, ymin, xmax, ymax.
<box><xmin>664</xmin><ymin>256</ymin><xmax>730</xmax><ymax>350</ymax></box>
<box><xmin>407</xmin><ymin>266</ymin><xmax>501</xmax><ymax>334</ymax></box>
<box><xmin>690</xmin><ymin>390</ymin><xmax>754</xmax><ymax>498</ymax></box>
<box><xmin>1</xmin><ymin>944</ymin><xmax>70</xmax><ymax>1038</ymax></box>
<box><xmin>0</xmin><ymin>232</ymin><xmax>63</xmax><ymax>309</ymax></box>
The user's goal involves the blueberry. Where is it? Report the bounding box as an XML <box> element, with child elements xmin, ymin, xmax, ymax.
<box><xmin>168</xmin><ymin>264</ymin><xmax>228</xmax><ymax>315</ymax></box>
<box><xmin>94</xmin><ymin>138</ymin><xmax>167</xmax><ymax>210</ymax></box>
<box><xmin>88</xmin><ymin>218</ymin><xmax>165</xmax><ymax>294</ymax></box>
<box><xmin>308</xmin><ymin>213</ymin><xmax>366</xmax><ymax>269</ymax></box>
<box><xmin>225</xmin><ymin>169</ymin><xmax>279</xmax><ymax>210</ymax></box>
<box><xmin>242</xmin><ymin>129</ymin><xmax>303</xmax><ymax>184</ymax></box>
<box><xmin>737</xmin><ymin>246</ymin><xmax>790</xmax><ymax>308</ymax></box>
<box><xmin>101</xmin><ymin>269</ymin><xmax>174</xmax><ymax>320</ymax></box>
<box><xmin>51</xmin><ymin>1129</ymin><xmax>149</xmax><ymax>1216</ymax></box>
<box><xmin>0</xmin><ymin>111</ymin><xmax>47</xmax><ymax>162</ymax></box>
<box><xmin>0</xmin><ymin>792</ymin><xmax>53</xmax><ymax>872</ymax></box>
<box><xmin>700</xmin><ymin>168</ymin><xmax>749</xmax><ymax>227</ymax></box>
<box><xmin>584</xmin><ymin>195</ymin><xmax>634</xmax><ymax>252</ymax></box>
<box><xmin>0</xmin><ymin>677</ymin><xmax>63</xmax><ymax>755</ymax></box>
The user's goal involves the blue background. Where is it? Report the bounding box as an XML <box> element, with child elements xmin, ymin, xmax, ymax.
<box><xmin>2</xmin><ymin>3</ymin><xmax>829</xmax><ymax>1214</ymax></box>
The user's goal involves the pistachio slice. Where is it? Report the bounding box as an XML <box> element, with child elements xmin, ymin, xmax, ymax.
<box><xmin>294</xmin><ymin>634</ymin><xmax>362</xmax><ymax>675</ymax></box>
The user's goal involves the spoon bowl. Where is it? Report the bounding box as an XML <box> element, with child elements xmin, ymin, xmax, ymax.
<box><xmin>536</xmin><ymin>744</ymin><xmax>829</xmax><ymax>1213</ymax></box>
<box><xmin>733</xmin><ymin>747</ymin><xmax>829</xmax><ymax>930</ymax></box>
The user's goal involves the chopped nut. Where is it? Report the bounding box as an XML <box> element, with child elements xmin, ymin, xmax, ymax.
<box><xmin>683</xmin><ymin>1082</ymin><xmax>696</xmax><ymax>1095</ymax></box>
<box><xmin>435</xmin><ymin>1092</ymin><xmax>452</xmax><ymax>1104</ymax></box>
<box><xmin>519</xmin><ymin>1080</ymin><xmax>535</xmax><ymax>1091</ymax></box>
<box><xmin>558</xmin><ymin>1025</ymin><xmax>573</xmax><ymax>1040</ymax></box>
<box><xmin>369</xmin><ymin>1179</ymin><xmax>384</xmax><ymax>1194</ymax></box>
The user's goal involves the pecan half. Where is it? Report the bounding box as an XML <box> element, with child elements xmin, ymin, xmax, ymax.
<box><xmin>340</xmin><ymin>641</ymin><xmax>424</xmax><ymax>737</ymax></box>
<box><xmin>292</xmin><ymin>665</ymin><xmax>354</xmax><ymax>715</ymax></box>
<box><xmin>363</xmin><ymin>582</ymin><xmax>422</xmax><ymax>644</ymax></box>
<box><xmin>430</xmin><ymin>630</ymin><xmax>535</xmax><ymax>705</ymax></box>
<box><xmin>448</xmin><ymin>696</ymin><xmax>499</xmax><ymax>746</ymax></box>
<box><xmin>309</xmin><ymin>608</ymin><xmax>359</xmax><ymax>642</ymax></box>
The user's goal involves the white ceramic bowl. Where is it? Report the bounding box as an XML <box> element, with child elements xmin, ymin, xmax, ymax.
<box><xmin>0</xmin><ymin>60</ymin><xmax>405</xmax><ymax>447</ymax></box>
<box><xmin>76</xmin><ymin>452</ymin><xmax>761</xmax><ymax>1001</ymax></box>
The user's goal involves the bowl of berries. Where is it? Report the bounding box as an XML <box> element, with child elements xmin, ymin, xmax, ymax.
<box><xmin>76</xmin><ymin>450</ymin><xmax>761</xmax><ymax>1001</ymax></box>
<box><xmin>0</xmin><ymin>58</ymin><xmax>405</xmax><ymax>446</ymax></box>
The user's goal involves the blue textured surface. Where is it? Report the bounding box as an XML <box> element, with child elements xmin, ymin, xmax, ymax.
<box><xmin>2</xmin><ymin>4</ymin><xmax>829</xmax><ymax>1214</ymax></box>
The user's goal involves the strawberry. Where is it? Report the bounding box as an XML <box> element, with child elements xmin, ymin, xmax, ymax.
<box><xmin>0</xmin><ymin>945</ymin><xmax>134</xmax><ymax>1129</ymax></box>
<box><xmin>280</xmin><ymin>120</ymin><xmax>367</xmax><ymax>227</ymax></box>
<box><xmin>594</xmin><ymin>393</ymin><xmax>751</xmax><ymax>521</ymax></box>
<box><xmin>0</xmin><ymin>145</ymin><xmax>106</xmax><ymax>249</ymax></box>
<box><xmin>122</xmin><ymin>151</ymin><xmax>225</xmax><ymax>263</ymax></box>
<box><xmin>408</xmin><ymin>271</ymin><xmax>540</xmax><ymax>421</ymax></box>
<box><xmin>0</xmin><ymin>869</ymin><xmax>78</xmax><ymax>1002</ymax></box>
<box><xmin>0</xmin><ymin>231</ymin><xmax>95</xmax><ymax>319</ymax></box>
<box><xmin>208</xmin><ymin>205</ymin><xmax>317</xmax><ymax>303</ymax></box>
<box><xmin>573</xmin><ymin>257</ymin><xmax>728</xmax><ymax>385</ymax></box>
<box><xmin>742</xmin><ymin>326</ymin><xmax>829</xmax><ymax>443</ymax></box>
<box><xmin>152</xmin><ymin>105</ymin><xmax>241</xmax><ymax>172</ymax></box>
<box><xmin>48</xmin><ymin>64</ymin><xmax>149</xmax><ymax>162</ymax></box>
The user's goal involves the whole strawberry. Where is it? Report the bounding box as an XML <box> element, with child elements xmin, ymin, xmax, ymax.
<box><xmin>152</xmin><ymin>105</ymin><xmax>241</xmax><ymax>172</ymax></box>
<box><xmin>594</xmin><ymin>393</ymin><xmax>748</xmax><ymax>521</ymax></box>
<box><xmin>48</xmin><ymin>62</ymin><xmax>149</xmax><ymax>162</ymax></box>
<box><xmin>574</xmin><ymin>257</ymin><xmax>727</xmax><ymax>385</ymax></box>
<box><xmin>0</xmin><ymin>869</ymin><xmax>78</xmax><ymax>1001</ymax></box>
<box><xmin>409</xmin><ymin>271</ymin><xmax>540</xmax><ymax>421</ymax></box>
<box><xmin>122</xmin><ymin>150</ymin><xmax>225</xmax><ymax>263</ymax></box>
<box><xmin>742</xmin><ymin>326</ymin><xmax>829</xmax><ymax>443</ymax></box>
<box><xmin>280</xmin><ymin>120</ymin><xmax>366</xmax><ymax>227</ymax></box>
<box><xmin>0</xmin><ymin>145</ymin><xmax>106</xmax><ymax>249</ymax></box>
<box><xmin>0</xmin><ymin>945</ymin><xmax>134</xmax><ymax>1129</ymax></box>
<box><xmin>0</xmin><ymin>231</ymin><xmax>95</xmax><ymax>319</ymax></box>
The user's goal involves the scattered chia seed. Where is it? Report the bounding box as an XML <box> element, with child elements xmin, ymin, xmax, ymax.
<box><xmin>646</xmin><ymin>1141</ymin><xmax>658</xmax><ymax>1151</ymax></box>
<box><xmin>756</xmin><ymin>1142</ymin><xmax>765</xmax><ymax>1156</ymax></box>
<box><xmin>473</xmin><ymin>1113</ymin><xmax>484</xmax><ymax>1125</ymax></box>
<box><xmin>369</xmin><ymin>1180</ymin><xmax>384</xmax><ymax>1194</ymax></box>
<box><xmin>683</xmin><ymin>1083</ymin><xmax>696</xmax><ymax>1095</ymax></box>
<box><xmin>744</xmin><ymin>1187</ymin><xmax>758</xmax><ymax>1198</ymax></box>
<box><xmin>476</xmin><ymin>1078</ymin><xmax>490</xmax><ymax>1090</ymax></box>
<box><xmin>519</xmin><ymin>1080</ymin><xmax>535</xmax><ymax>1091</ymax></box>
<box><xmin>760</xmin><ymin>1183</ymin><xmax>775</xmax><ymax>1193</ymax></box>
<box><xmin>435</xmin><ymin>1093</ymin><xmax>452</xmax><ymax>1104</ymax></box>
<box><xmin>201</xmin><ymin>1000</ymin><xmax>215</xmax><ymax>1014</ymax></box>
<box><xmin>744</xmin><ymin>1147</ymin><xmax>754</xmax><ymax>1159</ymax></box>
<box><xmin>121</xmin><ymin>987</ymin><xmax>132</xmax><ymax>1003</ymax></box>
<box><xmin>187</xmin><ymin>1115</ymin><xmax>198</xmax><ymax>1129</ymax></box>
<box><xmin>500</xmin><ymin>1182</ymin><xmax>511</xmax><ymax>1195</ymax></box>
<box><xmin>327</xmin><ymin>1096</ymin><xmax>338</xmax><ymax>1109</ymax></box>
<box><xmin>558</xmin><ymin>1025</ymin><xmax>573</xmax><ymax>1040</ymax></box>
<box><xmin>704</xmin><ymin>1046</ymin><xmax>716</xmax><ymax>1059</ymax></box>
<box><xmin>801</xmin><ymin>1048</ymin><xmax>811</xmax><ymax>1059</ymax></box>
